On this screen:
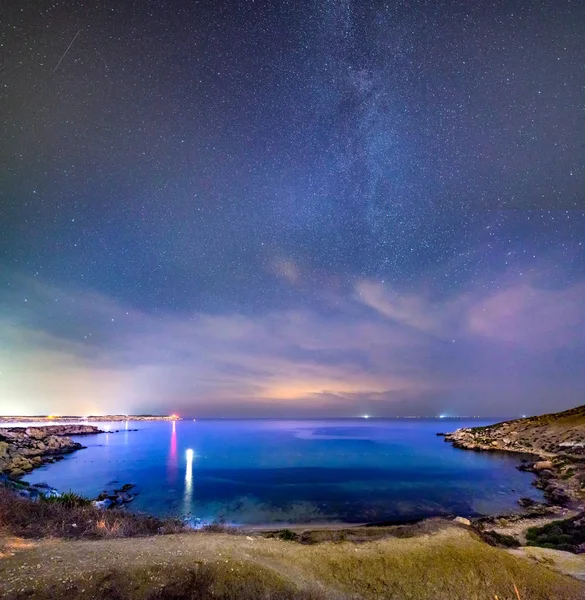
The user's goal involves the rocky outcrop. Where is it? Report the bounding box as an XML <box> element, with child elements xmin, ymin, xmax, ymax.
<box><xmin>0</xmin><ymin>425</ymin><xmax>101</xmax><ymax>477</ymax></box>
<box><xmin>443</xmin><ymin>405</ymin><xmax>585</xmax><ymax>508</ymax></box>
<box><xmin>444</xmin><ymin>405</ymin><xmax>585</xmax><ymax>456</ymax></box>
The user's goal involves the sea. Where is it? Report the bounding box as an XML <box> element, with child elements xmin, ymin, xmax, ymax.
<box><xmin>11</xmin><ymin>418</ymin><xmax>544</xmax><ymax>526</ymax></box>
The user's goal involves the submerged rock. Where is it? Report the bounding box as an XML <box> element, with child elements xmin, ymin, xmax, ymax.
<box><xmin>518</xmin><ymin>497</ymin><xmax>536</xmax><ymax>508</ymax></box>
<box><xmin>115</xmin><ymin>483</ymin><xmax>136</xmax><ymax>493</ymax></box>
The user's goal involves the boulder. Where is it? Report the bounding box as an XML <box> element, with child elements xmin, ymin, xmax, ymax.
<box><xmin>453</xmin><ymin>516</ymin><xmax>471</xmax><ymax>526</ymax></box>
<box><xmin>544</xmin><ymin>486</ymin><xmax>571</xmax><ymax>506</ymax></box>
<box><xmin>92</xmin><ymin>498</ymin><xmax>113</xmax><ymax>509</ymax></box>
<box><xmin>533</xmin><ymin>460</ymin><xmax>553</xmax><ymax>471</ymax></box>
<box><xmin>116</xmin><ymin>491</ymin><xmax>134</xmax><ymax>503</ymax></box>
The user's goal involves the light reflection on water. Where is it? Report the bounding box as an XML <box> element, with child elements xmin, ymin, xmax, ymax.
<box><xmin>184</xmin><ymin>448</ymin><xmax>194</xmax><ymax>513</ymax></box>
<box><xmin>167</xmin><ymin>420</ymin><xmax>178</xmax><ymax>486</ymax></box>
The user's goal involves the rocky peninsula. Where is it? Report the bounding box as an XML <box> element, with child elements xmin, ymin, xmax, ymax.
<box><xmin>443</xmin><ymin>405</ymin><xmax>585</xmax><ymax>508</ymax></box>
<box><xmin>0</xmin><ymin>414</ymin><xmax>181</xmax><ymax>423</ymax></box>
<box><xmin>0</xmin><ymin>424</ymin><xmax>102</xmax><ymax>478</ymax></box>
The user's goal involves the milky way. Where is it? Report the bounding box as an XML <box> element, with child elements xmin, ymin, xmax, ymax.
<box><xmin>1</xmin><ymin>1</ymin><xmax>584</xmax><ymax>417</ymax></box>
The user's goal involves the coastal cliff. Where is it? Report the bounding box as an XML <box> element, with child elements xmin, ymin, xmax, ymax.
<box><xmin>0</xmin><ymin>425</ymin><xmax>102</xmax><ymax>478</ymax></box>
<box><xmin>444</xmin><ymin>405</ymin><xmax>585</xmax><ymax>506</ymax></box>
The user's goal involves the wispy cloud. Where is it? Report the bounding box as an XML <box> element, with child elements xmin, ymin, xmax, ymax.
<box><xmin>466</xmin><ymin>282</ymin><xmax>585</xmax><ymax>348</ymax></box>
<box><xmin>1</xmin><ymin>272</ymin><xmax>584</xmax><ymax>417</ymax></box>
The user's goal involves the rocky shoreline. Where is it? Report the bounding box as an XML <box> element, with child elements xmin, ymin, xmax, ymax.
<box><xmin>0</xmin><ymin>424</ymin><xmax>102</xmax><ymax>478</ymax></box>
<box><xmin>0</xmin><ymin>424</ymin><xmax>142</xmax><ymax>509</ymax></box>
<box><xmin>442</xmin><ymin>406</ymin><xmax>585</xmax><ymax>511</ymax></box>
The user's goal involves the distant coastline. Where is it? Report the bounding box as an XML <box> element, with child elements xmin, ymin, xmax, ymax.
<box><xmin>0</xmin><ymin>414</ymin><xmax>181</xmax><ymax>423</ymax></box>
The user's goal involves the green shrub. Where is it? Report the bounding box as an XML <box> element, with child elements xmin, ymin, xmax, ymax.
<box><xmin>279</xmin><ymin>528</ymin><xmax>298</xmax><ymax>541</ymax></box>
<box><xmin>525</xmin><ymin>515</ymin><xmax>585</xmax><ymax>553</ymax></box>
<box><xmin>40</xmin><ymin>490</ymin><xmax>91</xmax><ymax>508</ymax></box>
<box><xmin>483</xmin><ymin>530</ymin><xmax>520</xmax><ymax>548</ymax></box>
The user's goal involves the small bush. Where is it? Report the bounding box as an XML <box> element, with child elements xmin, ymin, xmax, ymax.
<box><xmin>525</xmin><ymin>514</ymin><xmax>585</xmax><ymax>553</ymax></box>
<box><xmin>483</xmin><ymin>530</ymin><xmax>520</xmax><ymax>548</ymax></box>
<box><xmin>40</xmin><ymin>490</ymin><xmax>91</xmax><ymax>508</ymax></box>
<box><xmin>562</xmin><ymin>468</ymin><xmax>576</xmax><ymax>480</ymax></box>
<box><xmin>279</xmin><ymin>528</ymin><xmax>298</xmax><ymax>541</ymax></box>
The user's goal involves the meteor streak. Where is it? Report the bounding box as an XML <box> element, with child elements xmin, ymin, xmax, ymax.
<box><xmin>52</xmin><ymin>28</ymin><xmax>82</xmax><ymax>73</ymax></box>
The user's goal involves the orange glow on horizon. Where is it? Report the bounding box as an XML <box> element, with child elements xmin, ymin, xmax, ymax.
<box><xmin>263</xmin><ymin>381</ymin><xmax>390</xmax><ymax>400</ymax></box>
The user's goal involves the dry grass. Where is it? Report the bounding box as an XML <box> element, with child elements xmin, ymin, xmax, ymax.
<box><xmin>13</xmin><ymin>561</ymin><xmax>329</xmax><ymax>600</ymax></box>
<box><xmin>277</xmin><ymin>527</ymin><xmax>585</xmax><ymax>599</ymax></box>
<box><xmin>1</xmin><ymin>525</ymin><xmax>584</xmax><ymax>600</ymax></box>
<box><xmin>262</xmin><ymin>519</ymin><xmax>448</xmax><ymax>545</ymax></box>
<box><xmin>0</xmin><ymin>487</ymin><xmax>184</xmax><ymax>540</ymax></box>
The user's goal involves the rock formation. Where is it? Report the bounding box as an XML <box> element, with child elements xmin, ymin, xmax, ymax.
<box><xmin>0</xmin><ymin>425</ymin><xmax>102</xmax><ymax>477</ymax></box>
<box><xmin>443</xmin><ymin>405</ymin><xmax>585</xmax><ymax>507</ymax></box>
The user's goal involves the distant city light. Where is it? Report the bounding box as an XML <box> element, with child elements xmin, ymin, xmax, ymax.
<box><xmin>439</xmin><ymin>414</ymin><xmax>446</xmax><ymax>419</ymax></box>
<box><xmin>362</xmin><ymin>414</ymin><xmax>370</xmax><ymax>419</ymax></box>
<box><xmin>170</xmin><ymin>414</ymin><xmax>179</xmax><ymax>420</ymax></box>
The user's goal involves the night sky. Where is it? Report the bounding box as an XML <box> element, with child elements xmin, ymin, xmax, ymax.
<box><xmin>1</xmin><ymin>0</ymin><xmax>584</xmax><ymax>418</ymax></box>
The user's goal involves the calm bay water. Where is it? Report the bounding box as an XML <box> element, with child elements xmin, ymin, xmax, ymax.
<box><xmin>20</xmin><ymin>419</ymin><xmax>543</xmax><ymax>525</ymax></box>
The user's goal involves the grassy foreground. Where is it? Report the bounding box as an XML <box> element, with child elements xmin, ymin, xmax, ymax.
<box><xmin>0</xmin><ymin>487</ymin><xmax>184</xmax><ymax>540</ymax></box>
<box><xmin>2</xmin><ymin>485</ymin><xmax>584</xmax><ymax>599</ymax></box>
<box><xmin>2</xmin><ymin>522</ymin><xmax>585</xmax><ymax>599</ymax></box>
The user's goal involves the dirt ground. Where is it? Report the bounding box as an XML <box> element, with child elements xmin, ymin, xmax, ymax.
<box><xmin>2</xmin><ymin>522</ymin><xmax>585</xmax><ymax>600</ymax></box>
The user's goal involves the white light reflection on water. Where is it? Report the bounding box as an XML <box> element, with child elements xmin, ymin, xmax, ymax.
<box><xmin>103</xmin><ymin>423</ymin><xmax>111</xmax><ymax>444</ymax></box>
<box><xmin>184</xmin><ymin>448</ymin><xmax>194</xmax><ymax>513</ymax></box>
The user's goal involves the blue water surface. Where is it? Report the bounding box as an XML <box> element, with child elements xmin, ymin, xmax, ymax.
<box><xmin>20</xmin><ymin>419</ymin><xmax>543</xmax><ymax>525</ymax></box>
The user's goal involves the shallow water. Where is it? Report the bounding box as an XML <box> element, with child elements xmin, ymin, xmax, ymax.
<box><xmin>20</xmin><ymin>419</ymin><xmax>543</xmax><ymax>525</ymax></box>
